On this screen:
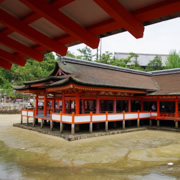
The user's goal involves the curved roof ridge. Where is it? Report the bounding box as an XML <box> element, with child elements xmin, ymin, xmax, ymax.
<box><xmin>61</xmin><ymin>56</ymin><xmax>152</xmax><ymax>76</ymax></box>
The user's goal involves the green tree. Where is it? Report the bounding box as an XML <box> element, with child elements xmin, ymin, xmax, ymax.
<box><xmin>77</xmin><ymin>46</ymin><xmax>95</xmax><ymax>61</ymax></box>
<box><xmin>165</xmin><ymin>50</ymin><xmax>180</xmax><ymax>69</ymax></box>
<box><xmin>0</xmin><ymin>52</ymin><xmax>57</xmax><ymax>97</ymax></box>
<box><xmin>145</xmin><ymin>55</ymin><xmax>163</xmax><ymax>71</ymax></box>
<box><xmin>66</xmin><ymin>50</ymin><xmax>76</xmax><ymax>58</ymax></box>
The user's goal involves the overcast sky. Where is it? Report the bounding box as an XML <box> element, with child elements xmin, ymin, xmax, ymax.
<box><xmin>69</xmin><ymin>17</ymin><xmax>180</xmax><ymax>56</ymax></box>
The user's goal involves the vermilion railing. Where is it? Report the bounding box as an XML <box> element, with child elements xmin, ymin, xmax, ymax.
<box><xmin>21</xmin><ymin>109</ymin><xmax>159</xmax><ymax>124</ymax></box>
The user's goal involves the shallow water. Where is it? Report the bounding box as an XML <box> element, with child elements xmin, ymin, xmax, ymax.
<box><xmin>0</xmin><ymin>115</ymin><xmax>180</xmax><ymax>179</ymax></box>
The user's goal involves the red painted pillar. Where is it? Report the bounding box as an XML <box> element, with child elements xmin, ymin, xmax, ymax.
<box><xmin>113</xmin><ymin>100</ymin><xmax>117</xmax><ymax>113</ymax></box>
<box><xmin>35</xmin><ymin>94</ymin><xmax>38</xmax><ymax>115</ymax></box>
<box><xmin>82</xmin><ymin>99</ymin><xmax>85</xmax><ymax>114</ymax></box>
<box><xmin>141</xmin><ymin>100</ymin><xmax>143</xmax><ymax>112</ymax></box>
<box><xmin>62</xmin><ymin>93</ymin><xmax>66</xmax><ymax>113</ymax></box>
<box><xmin>52</xmin><ymin>98</ymin><xmax>55</xmax><ymax>112</ymax></box>
<box><xmin>96</xmin><ymin>98</ymin><xmax>100</xmax><ymax>113</ymax></box>
<box><xmin>175</xmin><ymin>99</ymin><xmax>178</xmax><ymax>117</ymax></box>
<box><xmin>128</xmin><ymin>100</ymin><xmax>131</xmax><ymax>112</ymax></box>
<box><xmin>76</xmin><ymin>95</ymin><xmax>80</xmax><ymax>114</ymax></box>
<box><xmin>44</xmin><ymin>93</ymin><xmax>47</xmax><ymax>116</ymax></box>
<box><xmin>157</xmin><ymin>99</ymin><xmax>160</xmax><ymax>116</ymax></box>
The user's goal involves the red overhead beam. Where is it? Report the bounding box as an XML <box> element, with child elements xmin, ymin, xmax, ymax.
<box><xmin>20</xmin><ymin>0</ymin><xmax>99</xmax><ymax>49</ymax></box>
<box><xmin>0</xmin><ymin>49</ymin><xmax>26</xmax><ymax>66</ymax></box>
<box><xmin>0</xmin><ymin>58</ymin><xmax>12</xmax><ymax>70</ymax></box>
<box><xmin>0</xmin><ymin>9</ymin><xmax>67</xmax><ymax>56</ymax></box>
<box><xmin>0</xmin><ymin>34</ymin><xmax>44</xmax><ymax>62</ymax></box>
<box><xmin>135</xmin><ymin>0</ymin><xmax>180</xmax><ymax>22</ymax></box>
<box><xmin>51</xmin><ymin>0</ymin><xmax>75</xmax><ymax>8</ymax></box>
<box><xmin>94</xmin><ymin>0</ymin><xmax>144</xmax><ymax>38</ymax></box>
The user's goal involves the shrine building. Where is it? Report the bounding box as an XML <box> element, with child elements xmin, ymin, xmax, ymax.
<box><xmin>14</xmin><ymin>57</ymin><xmax>180</xmax><ymax>134</ymax></box>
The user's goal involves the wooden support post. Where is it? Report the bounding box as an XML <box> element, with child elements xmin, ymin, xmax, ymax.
<box><xmin>21</xmin><ymin>116</ymin><xmax>23</xmax><ymax>124</ymax></box>
<box><xmin>105</xmin><ymin>111</ymin><xmax>108</xmax><ymax>131</ymax></box>
<box><xmin>89</xmin><ymin>123</ymin><xmax>93</xmax><ymax>133</ymax></box>
<box><xmin>137</xmin><ymin>110</ymin><xmax>140</xmax><ymax>127</ymax></box>
<box><xmin>89</xmin><ymin>112</ymin><xmax>93</xmax><ymax>133</ymax></box>
<box><xmin>137</xmin><ymin>119</ymin><xmax>140</xmax><ymax>127</ymax></box>
<box><xmin>62</xmin><ymin>93</ymin><xmax>66</xmax><ymax>113</ymax></box>
<box><xmin>35</xmin><ymin>94</ymin><xmax>38</xmax><ymax>115</ymax></box>
<box><xmin>27</xmin><ymin>117</ymin><xmax>29</xmax><ymax>125</ymax></box>
<box><xmin>76</xmin><ymin>94</ymin><xmax>80</xmax><ymax>114</ymax></box>
<box><xmin>128</xmin><ymin>100</ymin><xmax>131</xmax><ymax>112</ymax></box>
<box><xmin>96</xmin><ymin>98</ymin><xmax>100</xmax><ymax>113</ymax></box>
<box><xmin>149</xmin><ymin>119</ymin><xmax>152</xmax><ymax>126</ymax></box>
<box><xmin>60</xmin><ymin>122</ymin><xmax>63</xmax><ymax>133</ymax></box>
<box><xmin>157</xmin><ymin>120</ymin><xmax>160</xmax><ymax>127</ymax></box>
<box><xmin>50</xmin><ymin>121</ymin><xmax>54</xmax><ymax>131</ymax></box>
<box><xmin>113</xmin><ymin>99</ymin><xmax>117</xmax><ymax>113</ymax></box>
<box><xmin>82</xmin><ymin>99</ymin><xmax>85</xmax><ymax>114</ymax></box>
<box><xmin>75</xmin><ymin>124</ymin><xmax>79</xmax><ymax>132</ymax></box>
<box><xmin>33</xmin><ymin>118</ymin><xmax>35</xmax><ymax>127</ymax></box>
<box><xmin>44</xmin><ymin>93</ymin><xmax>47</xmax><ymax>117</ymax></box>
<box><xmin>175</xmin><ymin>121</ymin><xmax>179</xmax><ymax>129</ymax></box>
<box><xmin>41</xmin><ymin>119</ymin><xmax>44</xmax><ymax>128</ymax></box>
<box><xmin>71</xmin><ymin>124</ymin><xmax>75</xmax><ymax>135</ymax></box>
<box><xmin>175</xmin><ymin>99</ymin><xmax>178</xmax><ymax>117</ymax></box>
<box><xmin>123</xmin><ymin>111</ymin><xmax>125</xmax><ymax>129</ymax></box>
<box><xmin>71</xmin><ymin>112</ymin><xmax>75</xmax><ymax>134</ymax></box>
<box><xmin>141</xmin><ymin>100</ymin><xmax>143</xmax><ymax>112</ymax></box>
<box><xmin>105</xmin><ymin>121</ymin><xmax>108</xmax><ymax>131</ymax></box>
<box><xmin>157</xmin><ymin>99</ymin><xmax>160</xmax><ymax>116</ymax></box>
<box><xmin>123</xmin><ymin>120</ymin><xmax>125</xmax><ymax>129</ymax></box>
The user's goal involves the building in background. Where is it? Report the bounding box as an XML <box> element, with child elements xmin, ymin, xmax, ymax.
<box><xmin>114</xmin><ymin>52</ymin><xmax>168</xmax><ymax>68</ymax></box>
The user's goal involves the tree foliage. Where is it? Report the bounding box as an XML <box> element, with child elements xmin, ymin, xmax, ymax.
<box><xmin>145</xmin><ymin>55</ymin><xmax>163</xmax><ymax>71</ymax></box>
<box><xmin>0</xmin><ymin>52</ymin><xmax>57</xmax><ymax>96</ymax></box>
<box><xmin>165</xmin><ymin>50</ymin><xmax>180</xmax><ymax>69</ymax></box>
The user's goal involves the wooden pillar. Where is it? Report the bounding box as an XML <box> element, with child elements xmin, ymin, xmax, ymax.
<box><xmin>50</xmin><ymin>121</ymin><xmax>54</xmax><ymax>130</ymax></box>
<box><xmin>96</xmin><ymin>98</ymin><xmax>100</xmax><ymax>113</ymax></box>
<box><xmin>175</xmin><ymin>99</ymin><xmax>178</xmax><ymax>117</ymax></box>
<box><xmin>175</xmin><ymin>121</ymin><xmax>179</xmax><ymax>128</ymax></box>
<box><xmin>76</xmin><ymin>95</ymin><xmax>80</xmax><ymax>114</ymax></box>
<box><xmin>21</xmin><ymin>116</ymin><xmax>23</xmax><ymax>124</ymax></box>
<box><xmin>122</xmin><ymin>120</ymin><xmax>125</xmax><ymax>129</ymax></box>
<box><xmin>157</xmin><ymin>120</ymin><xmax>160</xmax><ymax>127</ymax></box>
<box><xmin>137</xmin><ymin>119</ymin><xmax>140</xmax><ymax>127</ymax></box>
<box><xmin>35</xmin><ymin>94</ymin><xmax>38</xmax><ymax>115</ymax></box>
<box><xmin>41</xmin><ymin>119</ymin><xmax>44</xmax><ymax>128</ymax></box>
<box><xmin>82</xmin><ymin>99</ymin><xmax>85</xmax><ymax>114</ymax></box>
<box><xmin>71</xmin><ymin>112</ymin><xmax>75</xmax><ymax>134</ymax></box>
<box><xmin>149</xmin><ymin>119</ymin><xmax>152</xmax><ymax>126</ymax></box>
<box><xmin>157</xmin><ymin>99</ymin><xmax>160</xmax><ymax>116</ymax></box>
<box><xmin>60</xmin><ymin>122</ymin><xmax>63</xmax><ymax>133</ymax></box>
<box><xmin>27</xmin><ymin>117</ymin><xmax>29</xmax><ymax>125</ymax></box>
<box><xmin>44</xmin><ymin>93</ymin><xmax>47</xmax><ymax>116</ymax></box>
<box><xmin>62</xmin><ymin>93</ymin><xmax>66</xmax><ymax>113</ymax></box>
<box><xmin>128</xmin><ymin>100</ymin><xmax>131</xmax><ymax>112</ymax></box>
<box><xmin>141</xmin><ymin>100</ymin><xmax>143</xmax><ymax>112</ymax></box>
<box><xmin>113</xmin><ymin>99</ymin><xmax>117</xmax><ymax>113</ymax></box>
<box><xmin>52</xmin><ymin>98</ymin><xmax>55</xmax><ymax>113</ymax></box>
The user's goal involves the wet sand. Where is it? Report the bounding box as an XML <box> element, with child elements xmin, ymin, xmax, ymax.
<box><xmin>0</xmin><ymin>114</ymin><xmax>180</xmax><ymax>179</ymax></box>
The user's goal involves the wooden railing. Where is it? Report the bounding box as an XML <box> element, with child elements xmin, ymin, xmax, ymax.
<box><xmin>21</xmin><ymin>109</ymin><xmax>159</xmax><ymax>124</ymax></box>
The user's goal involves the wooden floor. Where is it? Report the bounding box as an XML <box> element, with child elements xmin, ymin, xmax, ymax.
<box><xmin>34</xmin><ymin>113</ymin><xmax>51</xmax><ymax>120</ymax></box>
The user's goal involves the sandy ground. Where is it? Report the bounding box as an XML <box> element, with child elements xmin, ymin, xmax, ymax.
<box><xmin>0</xmin><ymin>114</ymin><xmax>180</xmax><ymax>179</ymax></box>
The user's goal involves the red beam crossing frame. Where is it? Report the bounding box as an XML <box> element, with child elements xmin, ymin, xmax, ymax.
<box><xmin>0</xmin><ymin>9</ymin><xmax>67</xmax><ymax>56</ymax></box>
<box><xmin>20</xmin><ymin>0</ymin><xmax>99</xmax><ymax>49</ymax></box>
<box><xmin>94</xmin><ymin>0</ymin><xmax>144</xmax><ymax>38</ymax></box>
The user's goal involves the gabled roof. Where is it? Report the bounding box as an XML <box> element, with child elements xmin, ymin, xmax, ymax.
<box><xmin>14</xmin><ymin>56</ymin><xmax>180</xmax><ymax>96</ymax></box>
<box><xmin>47</xmin><ymin>57</ymin><xmax>157</xmax><ymax>92</ymax></box>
